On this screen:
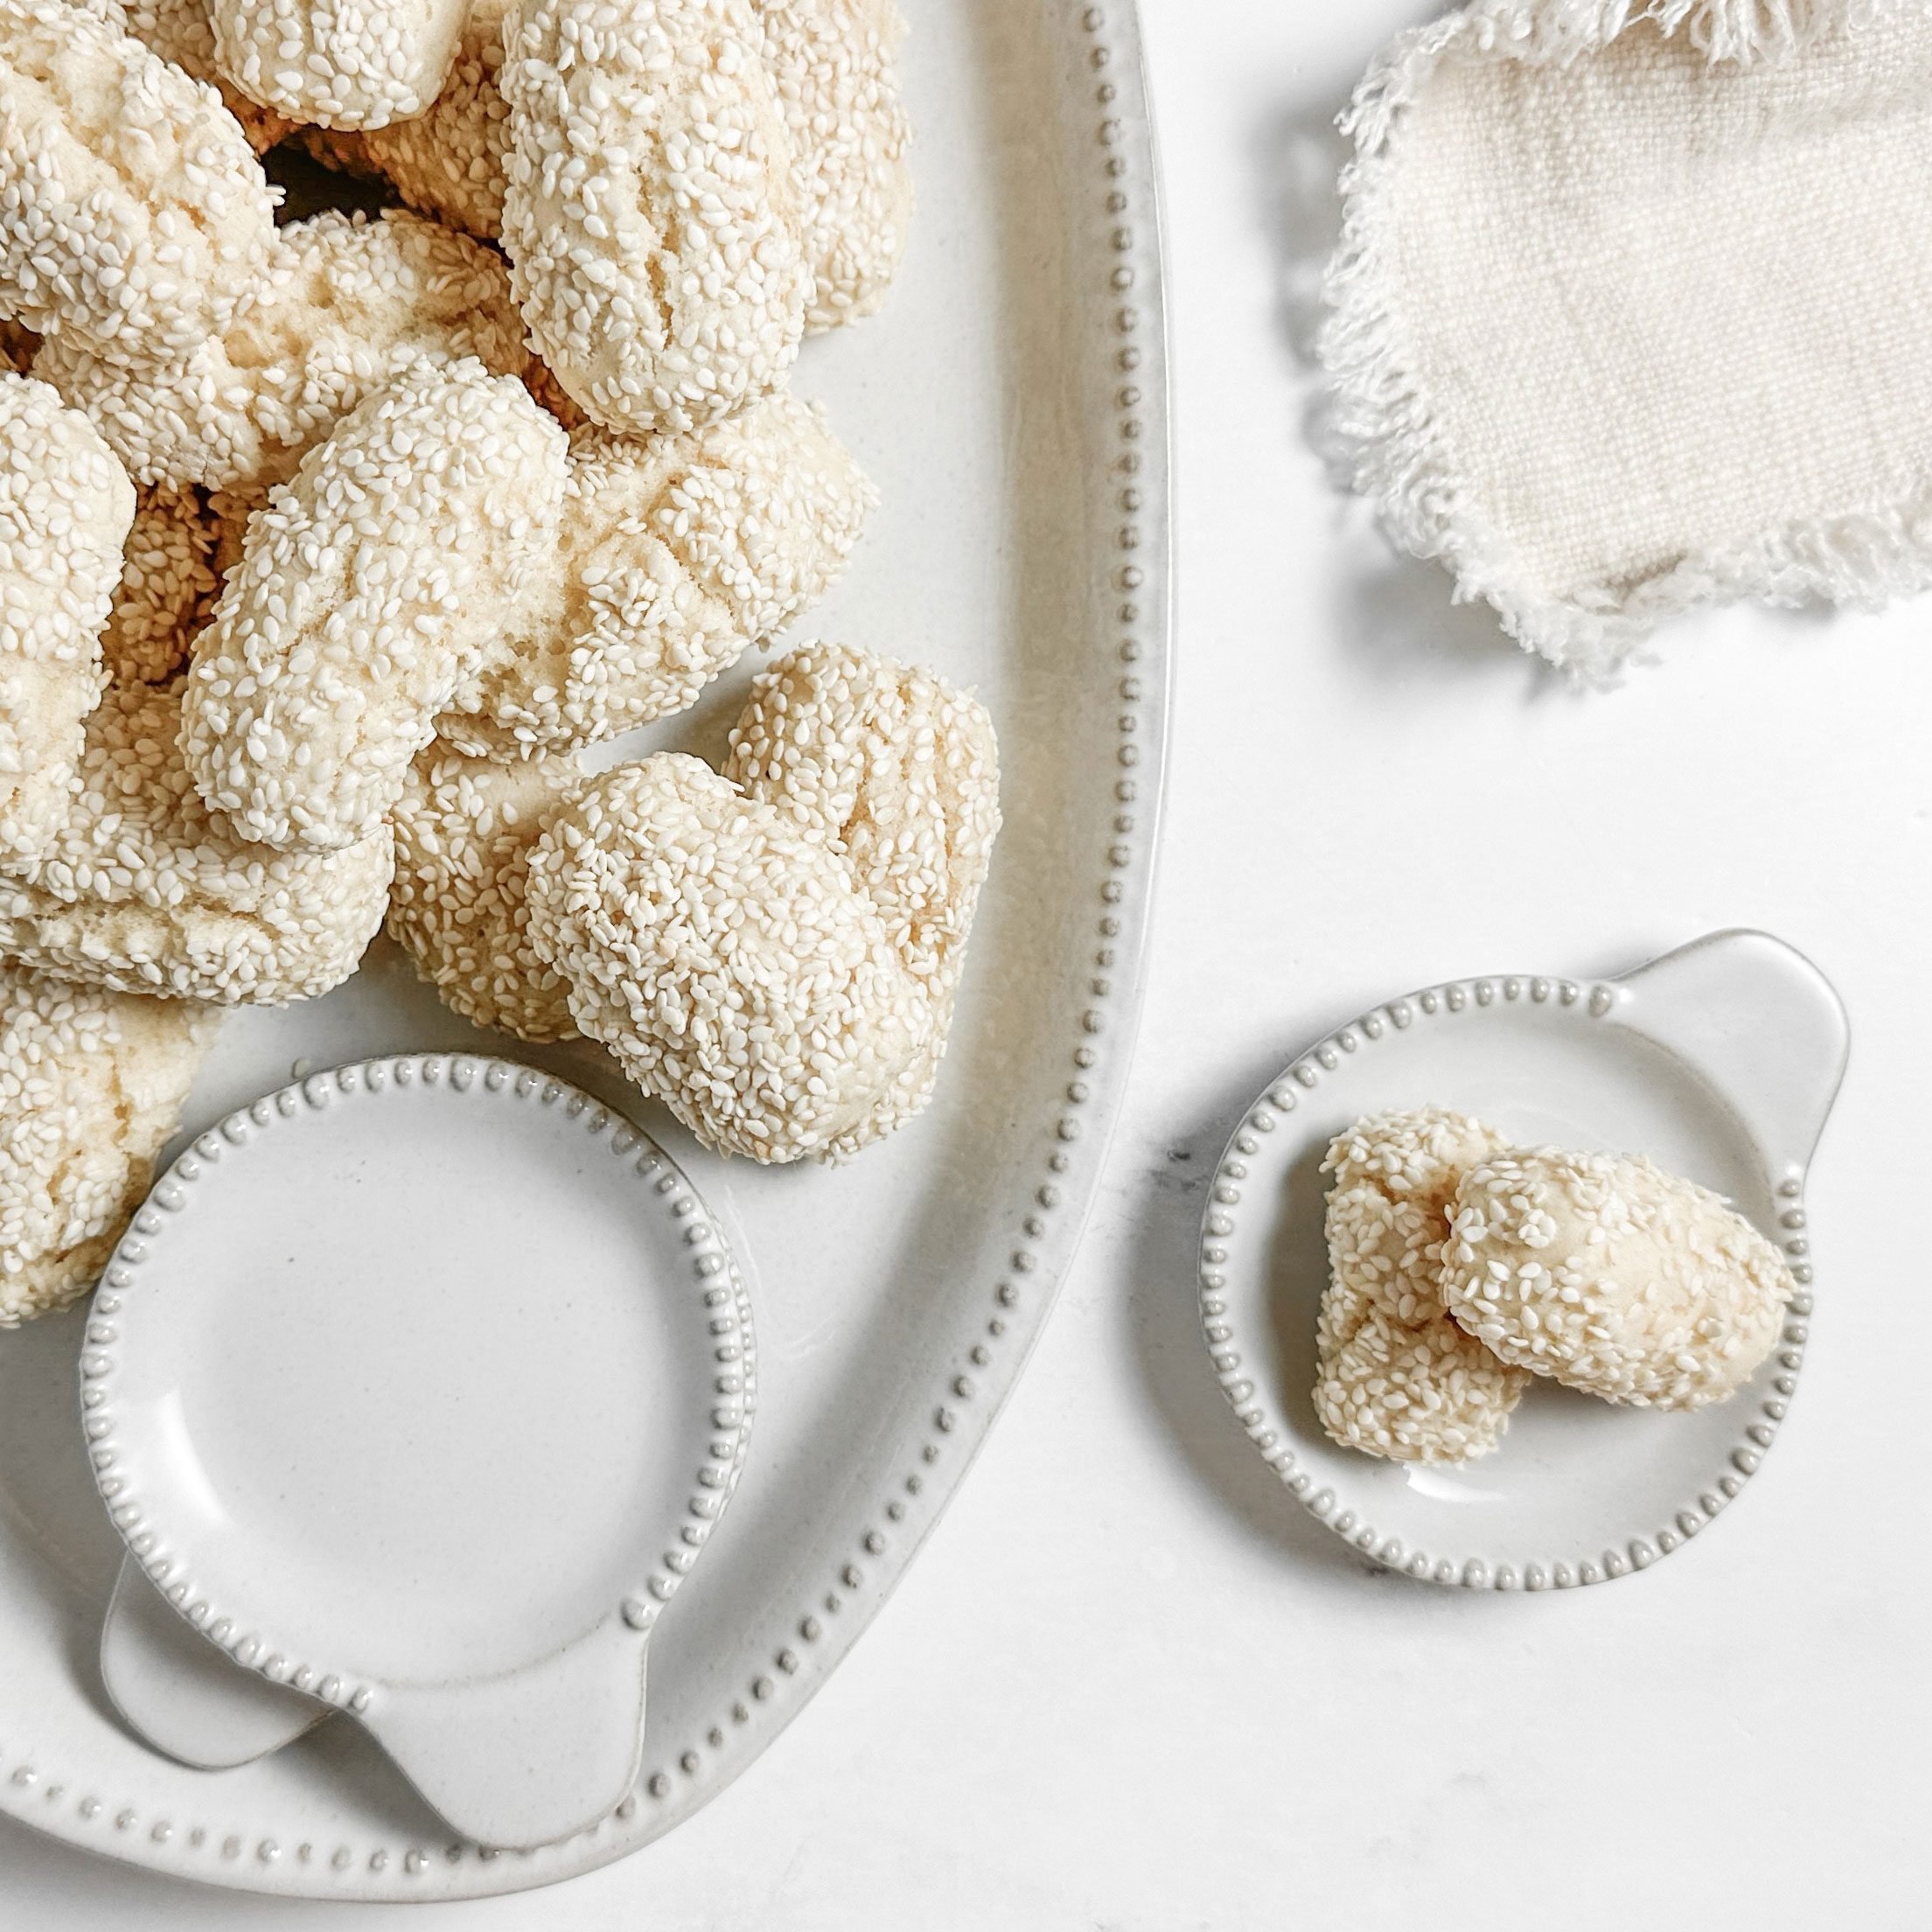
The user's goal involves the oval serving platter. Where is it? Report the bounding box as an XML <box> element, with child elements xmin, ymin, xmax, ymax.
<box><xmin>1198</xmin><ymin>931</ymin><xmax>1847</xmax><ymax>1589</ymax></box>
<box><xmin>0</xmin><ymin>0</ymin><xmax>1169</xmax><ymax>1901</ymax></box>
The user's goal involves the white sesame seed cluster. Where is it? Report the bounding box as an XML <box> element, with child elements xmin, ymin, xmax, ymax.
<box><xmin>99</xmin><ymin>482</ymin><xmax>220</xmax><ymax>687</ymax></box>
<box><xmin>37</xmin><ymin>208</ymin><xmax>532</xmax><ymax>494</ymax></box>
<box><xmin>0</xmin><ymin>0</ymin><xmax>960</xmax><ymax>1308</ymax></box>
<box><xmin>1316</xmin><ymin>1107</ymin><xmax>1531</xmax><ymax>1465</ymax></box>
<box><xmin>1316</xmin><ymin>1108</ymin><xmax>1798</xmax><ymax>1463</ymax></box>
<box><xmin>298</xmin><ymin>0</ymin><xmax>513</xmax><ymax>238</ymax></box>
<box><xmin>282</xmin><ymin>0</ymin><xmax>913</xmax><ymax>350</ymax></box>
<box><xmin>1441</xmin><ymin>1147</ymin><xmax>1793</xmax><ymax>1410</ymax></box>
<box><xmin>392</xmin><ymin>643</ymin><xmax>999</xmax><ymax>1165</ymax></box>
<box><xmin>181</xmin><ymin>356</ymin><xmax>570</xmax><ymax>850</ymax></box>
<box><xmin>500</xmin><ymin>646</ymin><xmax>999</xmax><ymax>1164</ymax></box>
<box><xmin>170</xmin><ymin>357</ymin><xmax>871</xmax><ymax>852</ymax></box>
<box><xmin>0</xmin><ymin>0</ymin><xmax>276</xmax><ymax>358</ymax></box>
<box><xmin>727</xmin><ymin>640</ymin><xmax>998</xmax><ymax>1155</ymax></box>
<box><xmin>209</xmin><ymin>0</ymin><xmax>469</xmax><ymax>132</ymax></box>
<box><xmin>439</xmin><ymin>390</ymin><xmax>875</xmax><ymax>757</ymax></box>
<box><xmin>524</xmin><ymin>751</ymin><xmax>927</xmax><ymax>1163</ymax></box>
<box><xmin>0</xmin><ymin>371</ymin><xmax>133</xmax><ymax>860</ymax></box>
<box><xmin>758</xmin><ymin>0</ymin><xmax>910</xmax><ymax>333</ymax></box>
<box><xmin>119</xmin><ymin>0</ymin><xmax>296</xmax><ymax>150</ymax></box>
<box><xmin>499</xmin><ymin>0</ymin><xmax>810</xmax><ymax>436</ymax></box>
<box><xmin>0</xmin><ymin>681</ymin><xmax>394</xmax><ymax>1002</ymax></box>
<box><xmin>727</xmin><ymin>641</ymin><xmax>1001</xmax><ymax>989</ymax></box>
<box><xmin>387</xmin><ymin>740</ymin><xmax>584</xmax><ymax>1043</ymax></box>
<box><xmin>0</xmin><ymin>956</ymin><xmax>216</xmax><ymax>1325</ymax></box>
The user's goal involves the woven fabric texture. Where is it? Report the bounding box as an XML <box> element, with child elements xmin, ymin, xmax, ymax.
<box><xmin>1322</xmin><ymin>0</ymin><xmax>1932</xmax><ymax>676</ymax></box>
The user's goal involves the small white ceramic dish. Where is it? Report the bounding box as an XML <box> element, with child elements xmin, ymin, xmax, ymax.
<box><xmin>102</xmin><ymin>1562</ymin><xmax>328</xmax><ymax>1771</ymax></box>
<box><xmin>80</xmin><ymin>1056</ymin><xmax>755</xmax><ymax>1849</ymax></box>
<box><xmin>1198</xmin><ymin>930</ymin><xmax>1847</xmax><ymax>1588</ymax></box>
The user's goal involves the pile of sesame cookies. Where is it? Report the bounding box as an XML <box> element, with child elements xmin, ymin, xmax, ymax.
<box><xmin>0</xmin><ymin>0</ymin><xmax>996</xmax><ymax>1322</ymax></box>
<box><xmin>1315</xmin><ymin>1107</ymin><xmax>1793</xmax><ymax>1464</ymax></box>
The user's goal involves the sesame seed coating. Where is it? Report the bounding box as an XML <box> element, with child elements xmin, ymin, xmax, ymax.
<box><xmin>757</xmin><ymin>0</ymin><xmax>910</xmax><ymax>333</ymax></box>
<box><xmin>0</xmin><ymin>0</ymin><xmax>276</xmax><ymax>359</ymax></box>
<box><xmin>523</xmin><ymin>350</ymin><xmax>589</xmax><ymax>429</ymax></box>
<box><xmin>203</xmin><ymin>478</ymin><xmax>264</xmax><ymax>574</ymax></box>
<box><xmin>0</xmin><ymin>680</ymin><xmax>393</xmax><ymax>1001</ymax></box>
<box><xmin>437</xmin><ymin>388</ymin><xmax>874</xmax><ymax>758</ymax></box>
<box><xmin>524</xmin><ymin>752</ymin><xmax>929</xmax><ymax>1163</ymax></box>
<box><xmin>0</xmin><ymin>957</ymin><xmax>215</xmax><ymax>1323</ymax></box>
<box><xmin>1442</xmin><ymin>1147</ymin><xmax>1793</xmax><ymax>1411</ymax></box>
<box><xmin>499</xmin><ymin>0</ymin><xmax>810</xmax><ymax>436</ymax></box>
<box><xmin>726</xmin><ymin>640</ymin><xmax>998</xmax><ymax>986</ymax></box>
<box><xmin>209</xmin><ymin>0</ymin><xmax>469</xmax><ymax>131</ymax></box>
<box><xmin>120</xmin><ymin>0</ymin><xmax>294</xmax><ymax>151</ymax></box>
<box><xmin>180</xmin><ymin>358</ymin><xmax>569</xmax><ymax>851</ymax></box>
<box><xmin>0</xmin><ymin>370</ymin><xmax>133</xmax><ymax>861</ymax></box>
<box><xmin>99</xmin><ymin>481</ymin><xmax>218</xmax><ymax>687</ymax></box>
<box><xmin>296</xmin><ymin>0</ymin><xmax>912</xmax><ymax>334</ymax></box>
<box><xmin>36</xmin><ymin>209</ymin><xmax>532</xmax><ymax>493</ymax></box>
<box><xmin>300</xmin><ymin>0</ymin><xmax>512</xmax><ymax>238</ymax></box>
<box><xmin>387</xmin><ymin>739</ymin><xmax>584</xmax><ymax>1042</ymax></box>
<box><xmin>1315</xmin><ymin>1107</ymin><xmax>1529</xmax><ymax>1465</ymax></box>
<box><xmin>724</xmin><ymin>639</ymin><xmax>999</xmax><ymax>1149</ymax></box>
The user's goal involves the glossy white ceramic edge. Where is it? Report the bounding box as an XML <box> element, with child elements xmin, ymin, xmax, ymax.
<box><xmin>1197</xmin><ymin>930</ymin><xmax>1848</xmax><ymax>1590</ymax></box>
<box><xmin>91</xmin><ymin>1073</ymin><xmax>759</xmax><ymax>1789</ymax></box>
<box><xmin>81</xmin><ymin>1057</ymin><xmax>755</xmax><ymax>1729</ymax></box>
<box><xmin>0</xmin><ymin>0</ymin><xmax>1170</xmax><ymax>1896</ymax></box>
<box><xmin>101</xmin><ymin>1563</ymin><xmax>329</xmax><ymax>1772</ymax></box>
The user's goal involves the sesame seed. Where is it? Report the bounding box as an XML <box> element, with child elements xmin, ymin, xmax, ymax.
<box><xmin>37</xmin><ymin>210</ymin><xmax>532</xmax><ymax>496</ymax></box>
<box><xmin>0</xmin><ymin>680</ymin><xmax>393</xmax><ymax>1003</ymax></box>
<box><xmin>0</xmin><ymin>372</ymin><xmax>135</xmax><ymax>855</ymax></box>
<box><xmin>1315</xmin><ymin>1108</ymin><xmax>1530</xmax><ymax>1464</ymax></box>
<box><xmin>0</xmin><ymin>3</ymin><xmax>276</xmax><ymax>359</ymax></box>
<box><xmin>499</xmin><ymin>0</ymin><xmax>812</xmax><ymax>434</ymax></box>
<box><xmin>0</xmin><ymin>956</ymin><xmax>216</xmax><ymax>1326</ymax></box>
<box><xmin>1440</xmin><ymin>1147</ymin><xmax>1793</xmax><ymax>1411</ymax></box>
<box><xmin>206</xmin><ymin>0</ymin><xmax>468</xmax><ymax>133</ymax></box>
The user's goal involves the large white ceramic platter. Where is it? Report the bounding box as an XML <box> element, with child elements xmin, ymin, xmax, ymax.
<box><xmin>0</xmin><ymin>0</ymin><xmax>1168</xmax><ymax>1900</ymax></box>
<box><xmin>1199</xmin><ymin>931</ymin><xmax>1847</xmax><ymax>1589</ymax></box>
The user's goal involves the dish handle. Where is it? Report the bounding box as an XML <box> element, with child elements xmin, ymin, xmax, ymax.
<box><xmin>101</xmin><ymin>1559</ymin><xmax>329</xmax><ymax>1770</ymax></box>
<box><xmin>361</xmin><ymin>1620</ymin><xmax>648</xmax><ymax>1852</ymax></box>
<box><xmin>1611</xmin><ymin>928</ymin><xmax>1849</xmax><ymax>1183</ymax></box>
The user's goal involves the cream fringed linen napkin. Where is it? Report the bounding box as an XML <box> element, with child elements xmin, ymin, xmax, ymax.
<box><xmin>1322</xmin><ymin>0</ymin><xmax>1932</xmax><ymax>677</ymax></box>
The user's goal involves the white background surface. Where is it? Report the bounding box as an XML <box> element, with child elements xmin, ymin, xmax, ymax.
<box><xmin>7</xmin><ymin>1</ymin><xmax>1930</xmax><ymax>1923</ymax></box>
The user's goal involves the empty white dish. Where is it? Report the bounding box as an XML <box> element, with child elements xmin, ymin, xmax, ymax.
<box><xmin>81</xmin><ymin>1056</ymin><xmax>755</xmax><ymax>1848</ymax></box>
<box><xmin>1197</xmin><ymin>930</ymin><xmax>1847</xmax><ymax>1587</ymax></box>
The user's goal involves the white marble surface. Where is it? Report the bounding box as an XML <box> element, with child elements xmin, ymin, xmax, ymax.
<box><xmin>8</xmin><ymin>1</ymin><xmax>1929</xmax><ymax>1923</ymax></box>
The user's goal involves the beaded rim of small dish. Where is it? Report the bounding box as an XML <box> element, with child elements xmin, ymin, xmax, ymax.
<box><xmin>1197</xmin><ymin>972</ymin><xmax>1815</xmax><ymax>1591</ymax></box>
<box><xmin>81</xmin><ymin>1055</ymin><xmax>756</xmax><ymax>1711</ymax></box>
<box><xmin>0</xmin><ymin>0</ymin><xmax>1170</xmax><ymax>1894</ymax></box>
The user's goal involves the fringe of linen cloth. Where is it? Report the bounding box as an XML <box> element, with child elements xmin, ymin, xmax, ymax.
<box><xmin>1317</xmin><ymin>0</ymin><xmax>1932</xmax><ymax>678</ymax></box>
